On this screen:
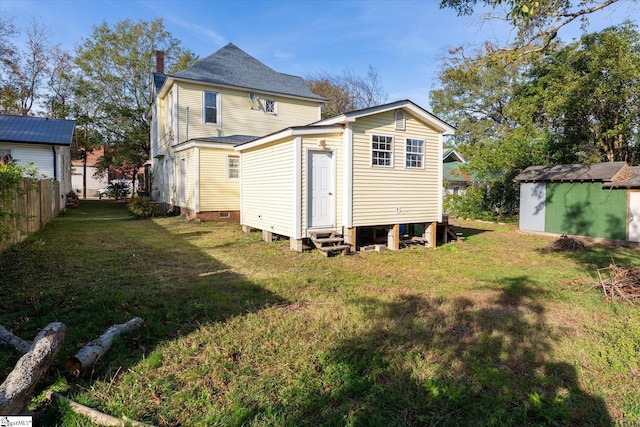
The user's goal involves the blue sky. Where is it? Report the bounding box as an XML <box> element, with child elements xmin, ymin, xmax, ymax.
<box><xmin>1</xmin><ymin>0</ymin><xmax>638</xmax><ymax>109</ymax></box>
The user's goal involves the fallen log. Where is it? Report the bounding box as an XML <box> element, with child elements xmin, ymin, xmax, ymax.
<box><xmin>65</xmin><ymin>317</ymin><xmax>144</xmax><ymax>376</ymax></box>
<box><xmin>0</xmin><ymin>322</ymin><xmax>66</xmax><ymax>415</ymax></box>
<box><xmin>47</xmin><ymin>391</ymin><xmax>155</xmax><ymax>427</ymax></box>
<box><xmin>0</xmin><ymin>325</ymin><xmax>32</xmax><ymax>354</ymax></box>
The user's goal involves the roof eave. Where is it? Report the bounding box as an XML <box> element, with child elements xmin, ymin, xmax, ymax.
<box><xmin>159</xmin><ymin>75</ymin><xmax>326</xmax><ymax>103</ymax></box>
<box><xmin>235</xmin><ymin>125</ymin><xmax>344</xmax><ymax>152</ymax></box>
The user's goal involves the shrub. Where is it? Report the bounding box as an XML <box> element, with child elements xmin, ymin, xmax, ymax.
<box><xmin>127</xmin><ymin>196</ymin><xmax>158</xmax><ymax>219</ymax></box>
<box><xmin>443</xmin><ymin>186</ymin><xmax>495</xmax><ymax>220</ymax></box>
<box><xmin>0</xmin><ymin>160</ymin><xmax>37</xmax><ymax>242</ymax></box>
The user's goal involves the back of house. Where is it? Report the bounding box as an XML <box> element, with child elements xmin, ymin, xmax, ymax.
<box><xmin>149</xmin><ymin>43</ymin><xmax>325</xmax><ymax>219</ymax></box>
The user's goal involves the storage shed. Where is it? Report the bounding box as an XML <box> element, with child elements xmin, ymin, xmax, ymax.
<box><xmin>514</xmin><ymin>162</ymin><xmax>640</xmax><ymax>241</ymax></box>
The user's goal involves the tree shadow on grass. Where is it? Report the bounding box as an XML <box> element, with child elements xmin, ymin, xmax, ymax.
<box><xmin>254</xmin><ymin>276</ymin><xmax>612</xmax><ymax>426</ymax></box>
<box><xmin>0</xmin><ymin>201</ymin><xmax>287</xmax><ymax>388</ymax></box>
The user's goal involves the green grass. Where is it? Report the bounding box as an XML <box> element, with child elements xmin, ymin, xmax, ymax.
<box><xmin>1</xmin><ymin>201</ymin><xmax>639</xmax><ymax>426</ymax></box>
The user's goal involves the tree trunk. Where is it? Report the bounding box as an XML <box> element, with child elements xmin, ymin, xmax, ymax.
<box><xmin>47</xmin><ymin>392</ymin><xmax>156</xmax><ymax>427</ymax></box>
<box><xmin>0</xmin><ymin>325</ymin><xmax>32</xmax><ymax>354</ymax></box>
<box><xmin>0</xmin><ymin>322</ymin><xmax>66</xmax><ymax>415</ymax></box>
<box><xmin>65</xmin><ymin>317</ymin><xmax>143</xmax><ymax>376</ymax></box>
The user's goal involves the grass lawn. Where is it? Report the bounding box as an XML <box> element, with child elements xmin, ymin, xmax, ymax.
<box><xmin>1</xmin><ymin>200</ymin><xmax>639</xmax><ymax>426</ymax></box>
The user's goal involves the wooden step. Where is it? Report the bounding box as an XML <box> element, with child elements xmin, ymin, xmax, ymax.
<box><xmin>309</xmin><ymin>231</ymin><xmax>350</xmax><ymax>256</ymax></box>
<box><xmin>317</xmin><ymin>244</ymin><xmax>351</xmax><ymax>256</ymax></box>
<box><xmin>312</xmin><ymin>236</ymin><xmax>344</xmax><ymax>244</ymax></box>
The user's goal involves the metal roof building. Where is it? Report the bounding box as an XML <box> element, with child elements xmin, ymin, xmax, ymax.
<box><xmin>0</xmin><ymin>114</ymin><xmax>75</xmax><ymax>146</ymax></box>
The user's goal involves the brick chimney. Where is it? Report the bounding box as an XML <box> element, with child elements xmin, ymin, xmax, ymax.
<box><xmin>156</xmin><ymin>50</ymin><xmax>165</xmax><ymax>74</ymax></box>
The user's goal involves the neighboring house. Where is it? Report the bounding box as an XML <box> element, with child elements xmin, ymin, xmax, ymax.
<box><xmin>149</xmin><ymin>43</ymin><xmax>325</xmax><ymax>220</ymax></box>
<box><xmin>0</xmin><ymin>114</ymin><xmax>75</xmax><ymax>209</ymax></box>
<box><xmin>235</xmin><ymin>100</ymin><xmax>456</xmax><ymax>252</ymax></box>
<box><xmin>71</xmin><ymin>147</ymin><xmax>108</xmax><ymax>198</ymax></box>
<box><xmin>442</xmin><ymin>148</ymin><xmax>473</xmax><ymax>196</ymax></box>
<box><xmin>514</xmin><ymin>161</ymin><xmax>640</xmax><ymax>242</ymax></box>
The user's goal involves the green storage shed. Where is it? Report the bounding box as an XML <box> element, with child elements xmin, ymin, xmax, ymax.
<box><xmin>515</xmin><ymin>162</ymin><xmax>640</xmax><ymax>242</ymax></box>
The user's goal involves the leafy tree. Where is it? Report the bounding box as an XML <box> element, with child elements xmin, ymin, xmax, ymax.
<box><xmin>431</xmin><ymin>45</ymin><xmax>547</xmax><ymax>216</ymax></box>
<box><xmin>525</xmin><ymin>22</ymin><xmax>640</xmax><ymax>163</ymax></box>
<box><xmin>440</xmin><ymin>0</ymin><xmax>624</xmax><ymax>53</ymax></box>
<box><xmin>73</xmin><ymin>18</ymin><xmax>197</xmax><ymax>187</ymax></box>
<box><xmin>307</xmin><ymin>66</ymin><xmax>387</xmax><ymax>118</ymax></box>
<box><xmin>431</xmin><ymin>20</ymin><xmax>640</xmax><ymax>218</ymax></box>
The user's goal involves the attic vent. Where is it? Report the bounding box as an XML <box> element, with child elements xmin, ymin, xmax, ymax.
<box><xmin>395</xmin><ymin>110</ymin><xmax>405</xmax><ymax>130</ymax></box>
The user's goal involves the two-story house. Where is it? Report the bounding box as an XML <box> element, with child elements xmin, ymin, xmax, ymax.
<box><xmin>149</xmin><ymin>43</ymin><xmax>325</xmax><ymax>220</ymax></box>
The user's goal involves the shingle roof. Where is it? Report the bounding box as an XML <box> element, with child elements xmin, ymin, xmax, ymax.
<box><xmin>153</xmin><ymin>72</ymin><xmax>167</xmax><ymax>91</ymax></box>
<box><xmin>514</xmin><ymin>162</ymin><xmax>628</xmax><ymax>182</ymax></box>
<box><xmin>603</xmin><ymin>166</ymin><xmax>640</xmax><ymax>188</ymax></box>
<box><xmin>0</xmin><ymin>114</ymin><xmax>75</xmax><ymax>146</ymax></box>
<box><xmin>171</xmin><ymin>43</ymin><xmax>325</xmax><ymax>101</ymax></box>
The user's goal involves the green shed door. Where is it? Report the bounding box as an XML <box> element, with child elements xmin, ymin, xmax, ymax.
<box><xmin>544</xmin><ymin>182</ymin><xmax>627</xmax><ymax>240</ymax></box>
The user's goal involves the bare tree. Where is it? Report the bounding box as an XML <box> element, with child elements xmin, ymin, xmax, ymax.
<box><xmin>308</xmin><ymin>66</ymin><xmax>387</xmax><ymax>119</ymax></box>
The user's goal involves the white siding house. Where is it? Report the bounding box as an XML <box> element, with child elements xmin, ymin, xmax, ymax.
<box><xmin>236</xmin><ymin>100</ymin><xmax>455</xmax><ymax>252</ymax></box>
<box><xmin>0</xmin><ymin>114</ymin><xmax>75</xmax><ymax>210</ymax></box>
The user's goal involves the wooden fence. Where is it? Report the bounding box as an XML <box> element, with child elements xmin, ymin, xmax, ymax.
<box><xmin>1</xmin><ymin>178</ymin><xmax>61</xmax><ymax>252</ymax></box>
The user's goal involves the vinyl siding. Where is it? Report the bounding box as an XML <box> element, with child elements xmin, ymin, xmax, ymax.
<box><xmin>240</xmin><ymin>139</ymin><xmax>296</xmax><ymax>237</ymax></box>
<box><xmin>300</xmin><ymin>134</ymin><xmax>343</xmax><ymax>235</ymax></box>
<box><xmin>176</xmin><ymin>82</ymin><xmax>320</xmax><ymax>142</ymax></box>
<box><xmin>199</xmin><ymin>147</ymin><xmax>240</xmax><ymax>211</ymax></box>
<box><xmin>351</xmin><ymin>110</ymin><xmax>441</xmax><ymax>226</ymax></box>
<box><xmin>177</xmin><ymin>148</ymin><xmax>196</xmax><ymax>210</ymax></box>
<box><xmin>1</xmin><ymin>143</ymin><xmax>56</xmax><ymax>178</ymax></box>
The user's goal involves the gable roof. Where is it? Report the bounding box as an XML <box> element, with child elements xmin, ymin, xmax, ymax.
<box><xmin>603</xmin><ymin>166</ymin><xmax>640</xmax><ymax>188</ymax></box>
<box><xmin>166</xmin><ymin>43</ymin><xmax>325</xmax><ymax>101</ymax></box>
<box><xmin>514</xmin><ymin>162</ymin><xmax>628</xmax><ymax>183</ymax></box>
<box><xmin>313</xmin><ymin>100</ymin><xmax>455</xmax><ymax>135</ymax></box>
<box><xmin>0</xmin><ymin>114</ymin><xmax>75</xmax><ymax>146</ymax></box>
<box><xmin>443</xmin><ymin>148</ymin><xmax>465</xmax><ymax>163</ymax></box>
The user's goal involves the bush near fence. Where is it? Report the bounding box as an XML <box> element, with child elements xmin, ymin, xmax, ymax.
<box><xmin>0</xmin><ymin>177</ymin><xmax>60</xmax><ymax>252</ymax></box>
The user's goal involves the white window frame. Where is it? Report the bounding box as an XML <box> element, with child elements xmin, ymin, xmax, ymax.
<box><xmin>371</xmin><ymin>134</ymin><xmax>394</xmax><ymax>167</ymax></box>
<box><xmin>226</xmin><ymin>155</ymin><xmax>240</xmax><ymax>181</ymax></box>
<box><xmin>203</xmin><ymin>90</ymin><xmax>220</xmax><ymax>125</ymax></box>
<box><xmin>264</xmin><ymin>99</ymin><xmax>278</xmax><ymax>115</ymax></box>
<box><xmin>405</xmin><ymin>138</ymin><xmax>425</xmax><ymax>169</ymax></box>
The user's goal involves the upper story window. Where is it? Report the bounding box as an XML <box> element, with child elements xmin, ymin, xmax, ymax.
<box><xmin>371</xmin><ymin>135</ymin><xmax>393</xmax><ymax>167</ymax></box>
<box><xmin>264</xmin><ymin>99</ymin><xmax>277</xmax><ymax>115</ymax></box>
<box><xmin>204</xmin><ymin>91</ymin><xmax>220</xmax><ymax>125</ymax></box>
<box><xmin>227</xmin><ymin>155</ymin><xmax>239</xmax><ymax>180</ymax></box>
<box><xmin>405</xmin><ymin>138</ymin><xmax>425</xmax><ymax>168</ymax></box>
<box><xmin>395</xmin><ymin>110</ymin><xmax>405</xmax><ymax>130</ymax></box>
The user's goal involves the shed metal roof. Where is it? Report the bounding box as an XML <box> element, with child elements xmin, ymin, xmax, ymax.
<box><xmin>444</xmin><ymin>161</ymin><xmax>474</xmax><ymax>183</ymax></box>
<box><xmin>514</xmin><ymin>162</ymin><xmax>628</xmax><ymax>183</ymax></box>
<box><xmin>0</xmin><ymin>114</ymin><xmax>75</xmax><ymax>146</ymax></box>
<box><xmin>170</xmin><ymin>43</ymin><xmax>325</xmax><ymax>101</ymax></box>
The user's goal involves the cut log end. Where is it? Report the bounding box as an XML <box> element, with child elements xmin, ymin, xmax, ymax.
<box><xmin>0</xmin><ymin>322</ymin><xmax>66</xmax><ymax>415</ymax></box>
<box><xmin>65</xmin><ymin>317</ymin><xmax>144</xmax><ymax>376</ymax></box>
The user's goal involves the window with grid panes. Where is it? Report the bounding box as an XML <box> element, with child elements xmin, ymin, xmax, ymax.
<box><xmin>371</xmin><ymin>135</ymin><xmax>393</xmax><ymax>167</ymax></box>
<box><xmin>405</xmin><ymin>138</ymin><xmax>424</xmax><ymax>168</ymax></box>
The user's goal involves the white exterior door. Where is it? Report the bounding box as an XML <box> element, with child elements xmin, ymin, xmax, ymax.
<box><xmin>628</xmin><ymin>191</ymin><xmax>640</xmax><ymax>242</ymax></box>
<box><xmin>308</xmin><ymin>150</ymin><xmax>335</xmax><ymax>229</ymax></box>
